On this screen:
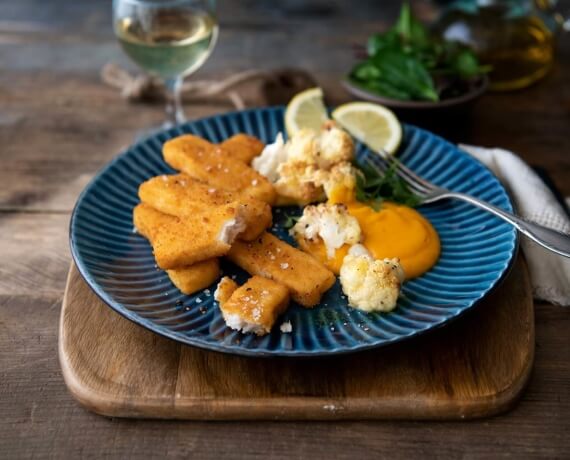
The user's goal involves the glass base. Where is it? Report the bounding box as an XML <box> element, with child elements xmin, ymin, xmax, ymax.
<box><xmin>134</xmin><ymin>120</ymin><xmax>183</xmax><ymax>142</ymax></box>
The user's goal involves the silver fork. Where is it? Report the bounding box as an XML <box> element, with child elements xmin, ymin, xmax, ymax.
<box><xmin>373</xmin><ymin>149</ymin><xmax>570</xmax><ymax>258</ymax></box>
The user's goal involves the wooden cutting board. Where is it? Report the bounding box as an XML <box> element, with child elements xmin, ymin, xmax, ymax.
<box><xmin>59</xmin><ymin>257</ymin><xmax>534</xmax><ymax>420</ymax></box>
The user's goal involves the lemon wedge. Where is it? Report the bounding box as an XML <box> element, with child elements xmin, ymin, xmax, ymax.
<box><xmin>332</xmin><ymin>102</ymin><xmax>402</xmax><ymax>154</ymax></box>
<box><xmin>284</xmin><ymin>87</ymin><xmax>330</xmax><ymax>137</ymax></box>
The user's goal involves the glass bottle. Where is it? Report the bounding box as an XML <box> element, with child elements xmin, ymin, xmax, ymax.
<box><xmin>434</xmin><ymin>0</ymin><xmax>561</xmax><ymax>91</ymax></box>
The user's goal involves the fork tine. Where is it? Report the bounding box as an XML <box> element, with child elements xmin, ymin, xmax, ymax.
<box><xmin>377</xmin><ymin>149</ymin><xmax>434</xmax><ymax>194</ymax></box>
<box><xmin>383</xmin><ymin>150</ymin><xmax>434</xmax><ymax>190</ymax></box>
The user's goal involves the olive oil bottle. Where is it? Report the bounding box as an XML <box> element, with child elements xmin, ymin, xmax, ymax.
<box><xmin>434</xmin><ymin>0</ymin><xmax>557</xmax><ymax>91</ymax></box>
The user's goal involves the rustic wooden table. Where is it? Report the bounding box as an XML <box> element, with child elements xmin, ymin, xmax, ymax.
<box><xmin>1</xmin><ymin>1</ymin><xmax>569</xmax><ymax>457</ymax></box>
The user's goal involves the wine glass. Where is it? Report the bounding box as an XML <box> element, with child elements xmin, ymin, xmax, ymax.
<box><xmin>113</xmin><ymin>0</ymin><xmax>218</xmax><ymax>127</ymax></box>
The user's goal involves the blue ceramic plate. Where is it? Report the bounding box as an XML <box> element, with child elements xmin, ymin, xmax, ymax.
<box><xmin>70</xmin><ymin>107</ymin><xmax>517</xmax><ymax>357</ymax></box>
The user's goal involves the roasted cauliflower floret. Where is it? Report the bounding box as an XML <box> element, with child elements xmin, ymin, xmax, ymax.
<box><xmin>286</xmin><ymin>129</ymin><xmax>318</xmax><ymax>164</ymax></box>
<box><xmin>286</xmin><ymin>124</ymin><xmax>354</xmax><ymax>169</ymax></box>
<box><xmin>318</xmin><ymin>121</ymin><xmax>354</xmax><ymax>169</ymax></box>
<box><xmin>340</xmin><ymin>245</ymin><xmax>405</xmax><ymax>312</ymax></box>
<box><xmin>251</xmin><ymin>132</ymin><xmax>287</xmax><ymax>183</ymax></box>
<box><xmin>316</xmin><ymin>161</ymin><xmax>357</xmax><ymax>201</ymax></box>
<box><xmin>291</xmin><ymin>203</ymin><xmax>361</xmax><ymax>258</ymax></box>
<box><xmin>252</xmin><ymin>124</ymin><xmax>355</xmax><ymax>205</ymax></box>
<box><xmin>274</xmin><ymin>161</ymin><xmax>325</xmax><ymax>205</ymax></box>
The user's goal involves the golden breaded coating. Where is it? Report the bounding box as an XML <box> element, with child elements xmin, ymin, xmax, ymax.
<box><xmin>219</xmin><ymin>134</ymin><xmax>265</xmax><ymax>164</ymax></box>
<box><xmin>139</xmin><ymin>174</ymin><xmax>232</xmax><ymax>214</ymax></box>
<box><xmin>166</xmin><ymin>259</ymin><xmax>220</xmax><ymax>295</ymax></box>
<box><xmin>163</xmin><ymin>135</ymin><xmax>276</xmax><ymax>204</ymax></box>
<box><xmin>138</xmin><ymin>174</ymin><xmax>272</xmax><ymax>241</ymax></box>
<box><xmin>227</xmin><ymin>232</ymin><xmax>335</xmax><ymax>307</ymax></box>
<box><xmin>217</xmin><ymin>275</ymin><xmax>290</xmax><ymax>335</ymax></box>
<box><xmin>214</xmin><ymin>276</ymin><xmax>238</xmax><ymax>305</ymax></box>
<box><xmin>133</xmin><ymin>202</ymin><xmax>166</xmax><ymax>241</ymax></box>
<box><xmin>133</xmin><ymin>203</ymin><xmax>243</xmax><ymax>269</ymax></box>
<box><xmin>237</xmin><ymin>200</ymin><xmax>273</xmax><ymax>241</ymax></box>
<box><xmin>134</xmin><ymin>204</ymin><xmax>222</xmax><ymax>293</ymax></box>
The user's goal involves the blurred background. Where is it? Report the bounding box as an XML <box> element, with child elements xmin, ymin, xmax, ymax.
<box><xmin>0</xmin><ymin>0</ymin><xmax>569</xmax><ymax>206</ymax></box>
<box><xmin>3</xmin><ymin>1</ymin><xmax>568</xmax><ymax>85</ymax></box>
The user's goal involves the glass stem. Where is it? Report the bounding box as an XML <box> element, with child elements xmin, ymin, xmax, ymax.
<box><xmin>164</xmin><ymin>76</ymin><xmax>185</xmax><ymax>126</ymax></box>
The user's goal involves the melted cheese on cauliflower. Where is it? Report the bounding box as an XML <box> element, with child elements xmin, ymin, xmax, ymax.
<box><xmin>291</xmin><ymin>203</ymin><xmax>361</xmax><ymax>259</ymax></box>
<box><xmin>340</xmin><ymin>245</ymin><xmax>405</xmax><ymax>312</ymax></box>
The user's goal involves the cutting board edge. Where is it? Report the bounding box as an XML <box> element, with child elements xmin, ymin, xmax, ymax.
<box><xmin>59</xmin><ymin>260</ymin><xmax>535</xmax><ymax>421</ymax></box>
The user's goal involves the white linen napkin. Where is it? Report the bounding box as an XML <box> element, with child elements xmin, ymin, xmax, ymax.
<box><xmin>459</xmin><ymin>144</ymin><xmax>570</xmax><ymax>306</ymax></box>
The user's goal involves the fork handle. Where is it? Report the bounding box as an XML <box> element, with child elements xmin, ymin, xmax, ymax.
<box><xmin>443</xmin><ymin>192</ymin><xmax>570</xmax><ymax>258</ymax></box>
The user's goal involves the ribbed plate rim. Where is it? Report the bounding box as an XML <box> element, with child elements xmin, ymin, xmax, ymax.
<box><xmin>69</xmin><ymin>106</ymin><xmax>518</xmax><ymax>357</ymax></box>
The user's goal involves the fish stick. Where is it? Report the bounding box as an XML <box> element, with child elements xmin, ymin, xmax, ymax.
<box><xmin>215</xmin><ymin>275</ymin><xmax>290</xmax><ymax>335</ymax></box>
<box><xmin>138</xmin><ymin>174</ymin><xmax>272</xmax><ymax>241</ymax></box>
<box><xmin>213</xmin><ymin>276</ymin><xmax>238</xmax><ymax>304</ymax></box>
<box><xmin>219</xmin><ymin>134</ymin><xmax>265</xmax><ymax>164</ymax></box>
<box><xmin>134</xmin><ymin>204</ymin><xmax>221</xmax><ymax>294</ymax></box>
<box><xmin>227</xmin><ymin>232</ymin><xmax>336</xmax><ymax>307</ymax></box>
<box><xmin>133</xmin><ymin>203</ymin><xmax>244</xmax><ymax>270</ymax></box>
<box><xmin>166</xmin><ymin>260</ymin><xmax>220</xmax><ymax>295</ymax></box>
<box><xmin>133</xmin><ymin>202</ymin><xmax>168</xmax><ymax>241</ymax></box>
<box><xmin>163</xmin><ymin>134</ymin><xmax>276</xmax><ymax>204</ymax></box>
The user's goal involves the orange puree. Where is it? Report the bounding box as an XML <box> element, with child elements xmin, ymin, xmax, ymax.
<box><xmin>299</xmin><ymin>185</ymin><xmax>440</xmax><ymax>278</ymax></box>
<box><xmin>297</xmin><ymin>238</ymin><xmax>349</xmax><ymax>274</ymax></box>
<box><xmin>344</xmin><ymin>201</ymin><xmax>440</xmax><ymax>278</ymax></box>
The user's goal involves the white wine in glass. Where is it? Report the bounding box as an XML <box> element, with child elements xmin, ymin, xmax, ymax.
<box><xmin>113</xmin><ymin>0</ymin><xmax>218</xmax><ymax>126</ymax></box>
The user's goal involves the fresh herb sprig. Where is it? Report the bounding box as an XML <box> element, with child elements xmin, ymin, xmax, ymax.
<box><xmin>282</xmin><ymin>212</ymin><xmax>300</xmax><ymax>229</ymax></box>
<box><xmin>280</xmin><ymin>159</ymin><xmax>421</xmax><ymax>218</ymax></box>
<box><xmin>355</xmin><ymin>161</ymin><xmax>421</xmax><ymax>209</ymax></box>
<box><xmin>349</xmin><ymin>3</ymin><xmax>490</xmax><ymax>102</ymax></box>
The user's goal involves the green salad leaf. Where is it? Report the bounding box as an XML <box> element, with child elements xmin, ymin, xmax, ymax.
<box><xmin>394</xmin><ymin>2</ymin><xmax>430</xmax><ymax>49</ymax></box>
<box><xmin>449</xmin><ymin>48</ymin><xmax>491</xmax><ymax>78</ymax></box>
<box><xmin>370</xmin><ymin>50</ymin><xmax>438</xmax><ymax>101</ymax></box>
<box><xmin>349</xmin><ymin>2</ymin><xmax>489</xmax><ymax>102</ymax></box>
<box><xmin>367</xmin><ymin>30</ymin><xmax>400</xmax><ymax>56</ymax></box>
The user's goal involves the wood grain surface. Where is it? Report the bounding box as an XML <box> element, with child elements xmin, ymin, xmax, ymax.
<box><xmin>60</xmin><ymin>259</ymin><xmax>534</xmax><ymax>421</ymax></box>
<box><xmin>1</xmin><ymin>0</ymin><xmax>570</xmax><ymax>457</ymax></box>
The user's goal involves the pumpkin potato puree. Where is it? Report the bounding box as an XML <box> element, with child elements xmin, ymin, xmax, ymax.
<box><xmin>301</xmin><ymin>186</ymin><xmax>440</xmax><ymax>278</ymax></box>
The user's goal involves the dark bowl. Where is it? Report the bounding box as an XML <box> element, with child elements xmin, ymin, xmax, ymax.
<box><xmin>342</xmin><ymin>75</ymin><xmax>489</xmax><ymax>111</ymax></box>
